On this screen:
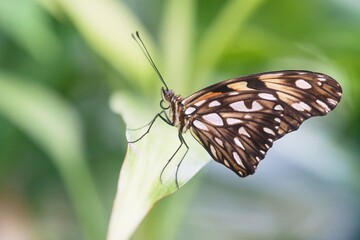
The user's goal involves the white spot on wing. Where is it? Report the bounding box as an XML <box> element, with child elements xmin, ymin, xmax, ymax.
<box><xmin>274</xmin><ymin>117</ymin><xmax>281</xmax><ymax>123</ymax></box>
<box><xmin>295</xmin><ymin>79</ymin><xmax>312</xmax><ymax>89</ymax></box>
<box><xmin>193</xmin><ymin>120</ymin><xmax>208</xmax><ymax>131</ymax></box>
<box><xmin>238</xmin><ymin>127</ymin><xmax>250</xmax><ymax>138</ymax></box>
<box><xmin>230</xmin><ymin>101</ymin><xmax>263</xmax><ymax>112</ymax></box>
<box><xmin>194</xmin><ymin>99</ymin><xmax>206</xmax><ymax>106</ymax></box>
<box><xmin>215</xmin><ymin>137</ymin><xmax>223</xmax><ymax>147</ymax></box>
<box><xmin>274</xmin><ymin>104</ymin><xmax>284</xmax><ymax>111</ymax></box>
<box><xmin>210</xmin><ymin>145</ymin><xmax>217</xmax><ymax>158</ymax></box>
<box><xmin>234</xmin><ymin>138</ymin><xmax>245</xmax><ymax>150</ymax></box>
<box><xmin>327</xmin><ymin>98</ymin><xmax>338</xmax><ymax>105</ymax></box>
<box><xmin>226</xmin><ymin>118</ymin><xmax>243</xmax><ymax>125</ymax></box>
<box><xmin>318</xmin><ymin>77</ymin><xmax>327</xmax><ymax>82</ymax></box>
<box><xmin>316</xmin><ymin>100</ymin><xmax>330</xmax><ymax>112</ymax></box>
<box><xmin>185</xmin><ymin>107</ymin><xmax>196</xmax><ymax>115</ymax></box>
<box><xmin>263</xmin><ymin>127</ymin><xmax>275</xmax><ymax>136</ymax></box>
<box><xmin>224</xmin><ymin>160</ymin><xmax>230</xmax><ymax>168</ymax></box>
<box><xmin>292</xmin><ymin>102</ymin><xmax>311</xmax><ymax>111</ymax></box>
<box><xmin>202</xmin><ymin>113</ymin><xmax>224</xmax><ymax>126</ymax></box>
<box><xmin>259</xmin><ymin>72</ymin><xmax>284</xmax><ymax>79</ymax></box>
<box><xmin>233</xmin><ymin>152</ymin><xmax>245</xmax><ymax>168</ymax></box>
<box><xmin>258</xmin><ymin>93</ymin><xmax>277</xmax><ymax>100</ymax></box>
<box><xmin>300</xmin><ymin>102</ymin><xmax>311</xmax><ymax>111</ymax></box>
<box><xmin>209</xmin><ymin>100</ymin><xmax>221</xmax><ymax>107</ymax></box>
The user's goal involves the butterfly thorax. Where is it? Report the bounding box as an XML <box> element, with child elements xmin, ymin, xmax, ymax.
<box><xmin>161</xmin><ymin>88</ymin><xmax>189</xmax><ymax>132</ymax></box>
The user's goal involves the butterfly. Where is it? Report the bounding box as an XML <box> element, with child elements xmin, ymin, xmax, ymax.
<box><xmin>130</xmin><ymin>32</ymin><xmax>343</xmax><ymax>187</ymax></box>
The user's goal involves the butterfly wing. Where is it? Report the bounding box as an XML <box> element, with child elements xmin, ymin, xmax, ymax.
<box><xmin>182</xmin><ymin>70</ymin><xmax>342</xmax><ymax>176</ymax></box>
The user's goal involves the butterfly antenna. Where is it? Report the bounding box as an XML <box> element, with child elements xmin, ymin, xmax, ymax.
<box><xmin>132</xmin><ymin>31</ymin><xmax>169</xmax><ymax>91</ymax></box>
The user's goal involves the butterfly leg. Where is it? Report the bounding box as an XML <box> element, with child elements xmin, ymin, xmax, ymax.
<box><xmin>127</xmin><ymin>110</ymin><xmax>171</xmax><ymax>143</ymax></box>
<box><xmin>160</xmin><ymin>132</ymin><xmax>189</xmax><ymax>189</ymax></box>
<box><xmin>175</xmin><ymin>133</ymin><xmax>189</xmax><ymax>188</ymax></box>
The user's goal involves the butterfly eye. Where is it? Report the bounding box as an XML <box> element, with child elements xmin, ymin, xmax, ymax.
<box><xmin>160</xmin><ymin>99</ymin><xmax>170</xmax><ymax>110</ymax></box>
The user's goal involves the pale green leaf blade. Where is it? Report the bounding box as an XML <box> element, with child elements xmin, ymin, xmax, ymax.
<box><xmin>107</xmin><ymin>91</ymin><xmax>210</xmax><ymax>240</ymax></box>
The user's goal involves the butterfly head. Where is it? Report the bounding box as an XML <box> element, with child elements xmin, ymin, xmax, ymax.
<box><xmin>160</xmin><ymin>87</ymin><xmax>184</xmax><ymax>128</ymax></box>
<box><xmin>160</xmin><ymin>87</ymin><xmax>173</xmax><ymax>109</ymax></box>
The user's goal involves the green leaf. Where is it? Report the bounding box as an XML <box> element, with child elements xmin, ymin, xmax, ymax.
<box><xmin>161</xmin><ymin>0</ymin><xmax>195</xmax><ymax>93</ymax></box>
<box><xmin>0</xmin><ymin>0</ymin><xmax>61</xmax><ymax>63</ymax></box>
<box><xmin>51</xmin><ymin>0</ymin><xmax>156</xmax><ymax>92</ymax></box>
<box><xmin>0</xmin><ymin>73</ymin><xmax>106</xmax><ymax>240</ymax></box>
<box><xmin>107</xmin><ymin>91</ymin><xmax>210</xmax><ymax>240</ymax></box>
<box><xmin>194</xmin><ymin>0</ymin><xmax>267</xmax><ymax>87</ymax></box>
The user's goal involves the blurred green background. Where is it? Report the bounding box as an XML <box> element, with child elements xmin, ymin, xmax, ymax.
<box><xmin>0</xmin><ymin>0</ymin><xmax>359</xmax><ymax>239</ymax></box>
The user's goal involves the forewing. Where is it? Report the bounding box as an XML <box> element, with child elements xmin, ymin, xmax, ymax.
<box><xmin>189</xmin><ymin>95</ymin><xmax>283</xmax><ymax>177</ymax></box>
<box><xmin>183</xmin><ymin>70</ymin><xmax>342</xmax><ymax>176</ymax></box>
<box><xmin>251</xmin><ymin>71</ymin><xmax>342</xmax><ymax>137</ymax></box>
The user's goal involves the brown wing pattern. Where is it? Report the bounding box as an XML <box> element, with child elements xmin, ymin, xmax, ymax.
<box><xmin>182</xmin><ymin>70</ymin><xmax>342</xmax><ymax>177</ymax></box>
<box><xmin>254</xmin><ymin>71</ymin><xmax>342</xmax><ymax>138</ymax></box>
